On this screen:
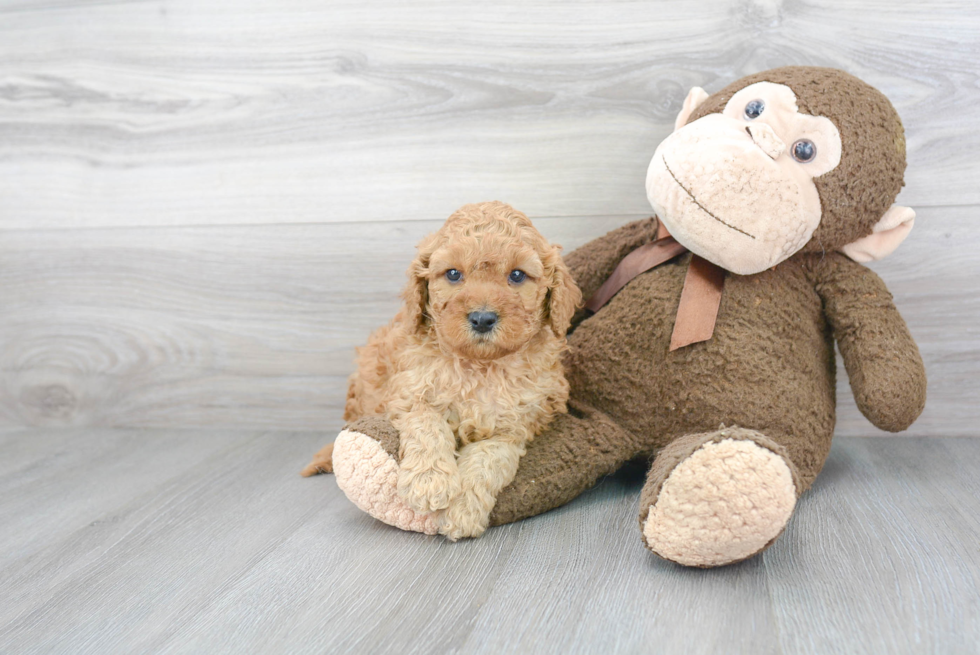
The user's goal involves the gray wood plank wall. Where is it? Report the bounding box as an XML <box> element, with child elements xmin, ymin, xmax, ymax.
<box><xmin>1</xmin><ymin>0</ymin><xmax>978</xmax><ymax>435</ymax></box>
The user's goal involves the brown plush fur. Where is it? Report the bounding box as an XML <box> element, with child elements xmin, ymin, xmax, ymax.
<box><xmin>485</xmin><ymin>213</ymin><xmax>925</xmax><ymax>525</ymax></box>
<box><xmin>320</xmin><ymin>201</ymin><xmax>581</xmax><ymax>538</ymax></box>
<box><xmin>325</xmin><ymin>69</ymin><xmax>927</xmax><ymax>564</ymax></box>
<box><xmin>488</xmin><ymin>69</ymin><xmax>926</xmax><ymax>536</ymax></box>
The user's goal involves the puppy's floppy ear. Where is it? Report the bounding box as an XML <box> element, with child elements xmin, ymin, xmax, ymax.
<box><xmin>543</xmin><ymin>244</ymin><xmax>583</xmax><ymax>336</ymax></box>
<box><xmin>404</xmin><ymin>232</ymin><xmax>438</xmax><ymax>330</ymax></box>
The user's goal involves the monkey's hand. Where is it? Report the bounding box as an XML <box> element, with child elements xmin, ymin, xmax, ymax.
<box><xmin>814</xmin><ymin>253</ymin><xmax>926</xmax><ymax>432</ymax></box>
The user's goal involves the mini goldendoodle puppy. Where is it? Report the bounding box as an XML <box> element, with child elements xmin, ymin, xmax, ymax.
<box><xmin>302</xmin><ymin>201</ymin><xmax>581</xmax><ymax>539</ymax></box>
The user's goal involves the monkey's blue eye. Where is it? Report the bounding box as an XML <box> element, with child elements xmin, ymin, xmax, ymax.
<box><xmin>509</xmin><ymin>270</ymin><xmax>527</xmax><ymax>284</ymax></box>
<box><xmin>792</xmin><ymin>139</ymin><xmax>816</xmax><ymax>162</ymax></box>
<box><xmin>446</xmin><ymin>269</ymin><xmax>462</xmax><ymax>282</ymax></box>
<box><xmin>744</xmin><ymin>99</ymin><xmax>765</xmax><ymax>119</ymax></box>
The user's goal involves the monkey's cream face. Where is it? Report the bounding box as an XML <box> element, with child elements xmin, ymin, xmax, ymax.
<box><xmin>646</xmin><ymin>82</ymin><xmax>843</xmax><ymax>275</ymax></box>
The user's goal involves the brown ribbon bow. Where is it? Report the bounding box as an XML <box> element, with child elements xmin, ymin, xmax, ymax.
<box><xmin>583</xmin><ymin>220</ymin><xmax>725</xmax><ymax>351</ymax></box>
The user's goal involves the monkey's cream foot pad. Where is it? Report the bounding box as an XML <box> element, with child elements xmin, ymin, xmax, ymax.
<box><xmin>642</xmin><ymin>438</ymin><xmax>797</xmax><ymax>567</ymax></box>
<box><xmin>332</xmin><ymin>429</ymin><xmax>439</xmax><ymax>535</ymax></box>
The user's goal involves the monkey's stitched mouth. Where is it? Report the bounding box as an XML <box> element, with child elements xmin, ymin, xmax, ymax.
<box><xmin>662</xmin><ymin>157</ymin><xmax>756</xmax><ymax>240</ymax></box>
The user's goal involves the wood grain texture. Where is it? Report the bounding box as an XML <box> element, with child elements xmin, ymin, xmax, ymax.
<box><xmin>1</xmin><ymin>207</ymin><xmax>975</xmax><ymax>435</ymax></box>
<box><xmin>0</xmin><ymin>214</ymin><xmax>631</xmax><ymax>431</ymax></box>
<box><xmin>0</xmin><ymin>0</ymin><xmax>978</xmax><ymax>230</ymax></box>
<box><xmin>0</xmin><ymin>430</ymin><xmax>978</xmax><ymax>654</ymax></box>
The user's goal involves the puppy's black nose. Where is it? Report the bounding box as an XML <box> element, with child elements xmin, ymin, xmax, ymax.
<box><xmin>468</xmin><ymin>310</ymin><xmax>498</xmax><ymax>334</ymax></box>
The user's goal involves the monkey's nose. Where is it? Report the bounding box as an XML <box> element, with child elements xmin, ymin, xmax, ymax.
<box><xmin>468</xmin><ymin>310</ymin><xmax>498</xmax><ymax>334</ymax></box>
<box><xmin>746</xmin><ymin>123</ymin><xmax>785</xmax><ymax>160</ymax></box>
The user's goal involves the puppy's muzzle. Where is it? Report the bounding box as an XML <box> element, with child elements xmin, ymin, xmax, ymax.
<box><xmin>467</xmin><ymin>310</ymin><xmax>498</xmax><ymax>335</ymax></box>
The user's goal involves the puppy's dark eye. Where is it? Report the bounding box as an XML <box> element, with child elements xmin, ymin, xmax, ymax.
<box><xmin>445</xmin><ymin>269</ymin><xmax>462</xmax><ymax>282</ymax></box>
<box><xmin>508</xmin><ymin>270</ymin><xmax>527</xmax><ymax>284</ymax></box>
<box><xmin>744</xmin><ymin>99</ymin><xmax>765</xmax><ymax>119</ymax></box>
<box><xmin>791</xmin><ymin>139</ymin><xmax>816</xmax><ymax>162</ymax></box>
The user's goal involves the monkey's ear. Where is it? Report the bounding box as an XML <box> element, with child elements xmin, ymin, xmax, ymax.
<box><xmin>674</xmin><ymin>87</ymin><xmax>710</xmax><ymax>131</ymax></box>
<box><xmin>840</xmin><ymin>205</ymin><xmax>916</xmax><ymax>263</ymax></box>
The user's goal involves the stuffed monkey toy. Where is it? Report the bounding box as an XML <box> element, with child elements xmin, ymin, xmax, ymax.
<box><xmin>312</xmin><ymin>67</ymin><xmax>927</xmax><ymax>567</ymax></box>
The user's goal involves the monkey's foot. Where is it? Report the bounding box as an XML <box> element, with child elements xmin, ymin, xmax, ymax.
<box><xmin>332</xmin><ymin>426</ymin><xmax>438</xmax><ymax>535</ymax></box>
<box><xmin>639</xmin><ymin>427</ymin><xmax>798</xmax><ymax>567</ymax></box>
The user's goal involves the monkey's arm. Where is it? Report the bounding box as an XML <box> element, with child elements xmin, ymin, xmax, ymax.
<box><xmin>563</xmin><ymin>217</ymin><xmax>662</xmax><ymax>303</ymax></box>
<box><xmin>813</xmin><ymin>253</ymin><xmax>926</xmax><ymax>432</ymax></box>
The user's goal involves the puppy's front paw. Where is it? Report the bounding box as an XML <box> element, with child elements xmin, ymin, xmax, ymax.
<box><xmin>397</xmin><ymin>465</ymin><xmax>462</xmax><ymax>514</ymax></box>
<box><xmin>439</xmin><ymin>490</ymin><xmax>491</xmax><ymax>541</ymax></box>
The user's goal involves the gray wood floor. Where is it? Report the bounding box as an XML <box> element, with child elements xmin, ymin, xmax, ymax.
<box><xmin>1</xmin><ymin>430</ymin><xmax>978</xmax><ymax>655</ymax></box>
